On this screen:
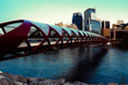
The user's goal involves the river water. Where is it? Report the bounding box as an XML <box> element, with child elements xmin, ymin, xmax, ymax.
<box><xmin>0</xmin><ymin>46</ymin><xmax>128</xmax><ymax>84</ymax></box>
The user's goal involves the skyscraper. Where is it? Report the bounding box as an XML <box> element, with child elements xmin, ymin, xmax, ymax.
<box><xmin>84</xmin><ymin>8</ymin><xmax>101</xmax><ymax>34</ymax></box>
<box><xmin>72</xmin><ymin>12</ymin><xmax>83</xmax><ymax>30</ymax></box>
<box><xmin>101</xmin><ymin>21</ymin><xmax>110</xmax><ymax>29</ymax></box>
<box><xmin>101</xmin><ymin>21</ymin><xmax>111</xmax><ymax>39</ymax></box>
<box><xmin>106</xmin><ymin>21</ymin><xmax>110</xmax><ymax>28</ymax></box>
<box><xmin>101</xmin><ymin>21</ymin><xmax>105</xmax><ymax>29</ymax></box>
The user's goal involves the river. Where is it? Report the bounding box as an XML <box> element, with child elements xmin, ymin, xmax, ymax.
<box><xmin>0</xmin><ymin>46</ymin><xmax>128</xmax><ymax>84</ymax></box>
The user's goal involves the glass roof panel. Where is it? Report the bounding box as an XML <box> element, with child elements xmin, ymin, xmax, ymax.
<box><xmin>31</xmin><ymin>21</ymin><xmax>49</xmax><ymax>36</ymax></box>
<box><xmin>79</xmin><ymin>30</ymin><xmax>84</xmax><ymax>36</ymax></box>
<box><xmin>70</xmin><ymin>29</ymin><xmax>78</xmax><ymax>36</ymax></box>
<box><xmin>49</xmin><ymin>25</ymin><xmax>62</xmax><ymax>36</ymax></box>
<box><xmin>62</xmin><ymin>27</ymin><xmax>72</xmax><ymax>35</ymax></box>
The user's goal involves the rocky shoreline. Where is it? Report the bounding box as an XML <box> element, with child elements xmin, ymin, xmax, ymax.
<box><xmin>0</xmin><ymin>72</ymin><xmax>88</xmax><ymax>85</ymax></box>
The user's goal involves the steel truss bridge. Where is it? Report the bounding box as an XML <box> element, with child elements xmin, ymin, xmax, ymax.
<box><xmin>0</xmin><ymin>20</ymin><xmax>108</xmax><ymax>56</ymax></box>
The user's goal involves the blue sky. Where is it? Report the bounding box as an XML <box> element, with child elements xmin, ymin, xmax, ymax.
<box><xmin>0</xmin><ymin>0</ymin><xmax>128</xmax><ymax>25</ymax></box>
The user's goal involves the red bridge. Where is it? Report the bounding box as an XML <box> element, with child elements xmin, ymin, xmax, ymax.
<box><xmin>0</xmin><ymin>20</ymin><xmax>108</xmax><ymax>56</ymax></box>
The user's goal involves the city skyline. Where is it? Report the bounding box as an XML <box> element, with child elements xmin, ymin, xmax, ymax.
<box><xmin>0</xmin><ymin>0</ymin><xmax>128</xmax><ymax>26</ymax></box>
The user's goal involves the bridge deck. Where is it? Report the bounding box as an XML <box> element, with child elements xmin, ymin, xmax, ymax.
<box><xmin>18</xmin><ymin>40</ymin><xmax>77</xmax><ymax>48</ymax></box>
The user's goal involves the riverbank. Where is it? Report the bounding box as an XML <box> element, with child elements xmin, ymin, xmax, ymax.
<box><xmin>0</xmin><ymin>72</ymin><xmax>121</xmax><ymax>85</ymax></box>
<box><xmin>0</xmin><ymin>72</ymin><xmax>88</xmax><ymax>85</ymax></box>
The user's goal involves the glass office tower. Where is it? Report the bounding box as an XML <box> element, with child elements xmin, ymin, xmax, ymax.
<box><xmin>84</xmin><ymin>8</ymin><xmax>101</xmax><ymax>34</ymax></box>
<box><xmin>72</xmin><ymin>12</ymin><xmax>83</xmax><ymax>30</ymax></box>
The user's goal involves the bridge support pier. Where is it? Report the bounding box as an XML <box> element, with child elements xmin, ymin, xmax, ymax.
<box><xmin>47</xmin><ymin>39</ymin><xmax>51</xmax><ymax>50</ymax></box>
<box><xmin>60</xmin><ymin>40</ymin><xmax>63</xmax><ymax>48</ymax></box>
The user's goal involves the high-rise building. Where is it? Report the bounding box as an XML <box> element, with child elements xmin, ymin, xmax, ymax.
<box><xmin>101</xmin><ymin>21</ymin><xmax>105</xmax><ymax>29</ymax></box>
<box><xmin>72</xmin><ymin>12</ymin><xmax>83</xmax><ymax>30</ymax></box>
<box><xmin>84</xmin><ymin>8</ymin><xmax>101</xmax><ymax>34</ymax></box>
<box><xmin>101</xmin><ymin>21</ymin><xmax>110</xmax><ymax>29</ymax></box>
<box><xmin>106</xmin><ymin>21</ymin><xmax>110</xmax><ymax>28</ymax></box>
<box><xmin>101</xmin><ymin>21</ymin><xmax>111</xmax><ymax>39</ymax></box>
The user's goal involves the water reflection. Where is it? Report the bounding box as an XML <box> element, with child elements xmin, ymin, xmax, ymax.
<box><xmin>0</xmin><ymin>46</ymin><xmax>106</xmax><ymax>79</ymax></box>
<box><xmin>78</xmin><ymin>47</ymin><xmax>128</xmax><ymax>84</ymax></box>
<box><xmin>68</xmin><ymin>46</ymin><xmax>108</xmax><ymax>82</ymax></box>
<box><xmin>90</xmin><ymin>48</ymin><xmax>128</xmax><ymax>84</ymax></box>
<box><xmin>0</xmin><ymin>46</ymin><xmax>111</xmax><ymax>84</ymax></box>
